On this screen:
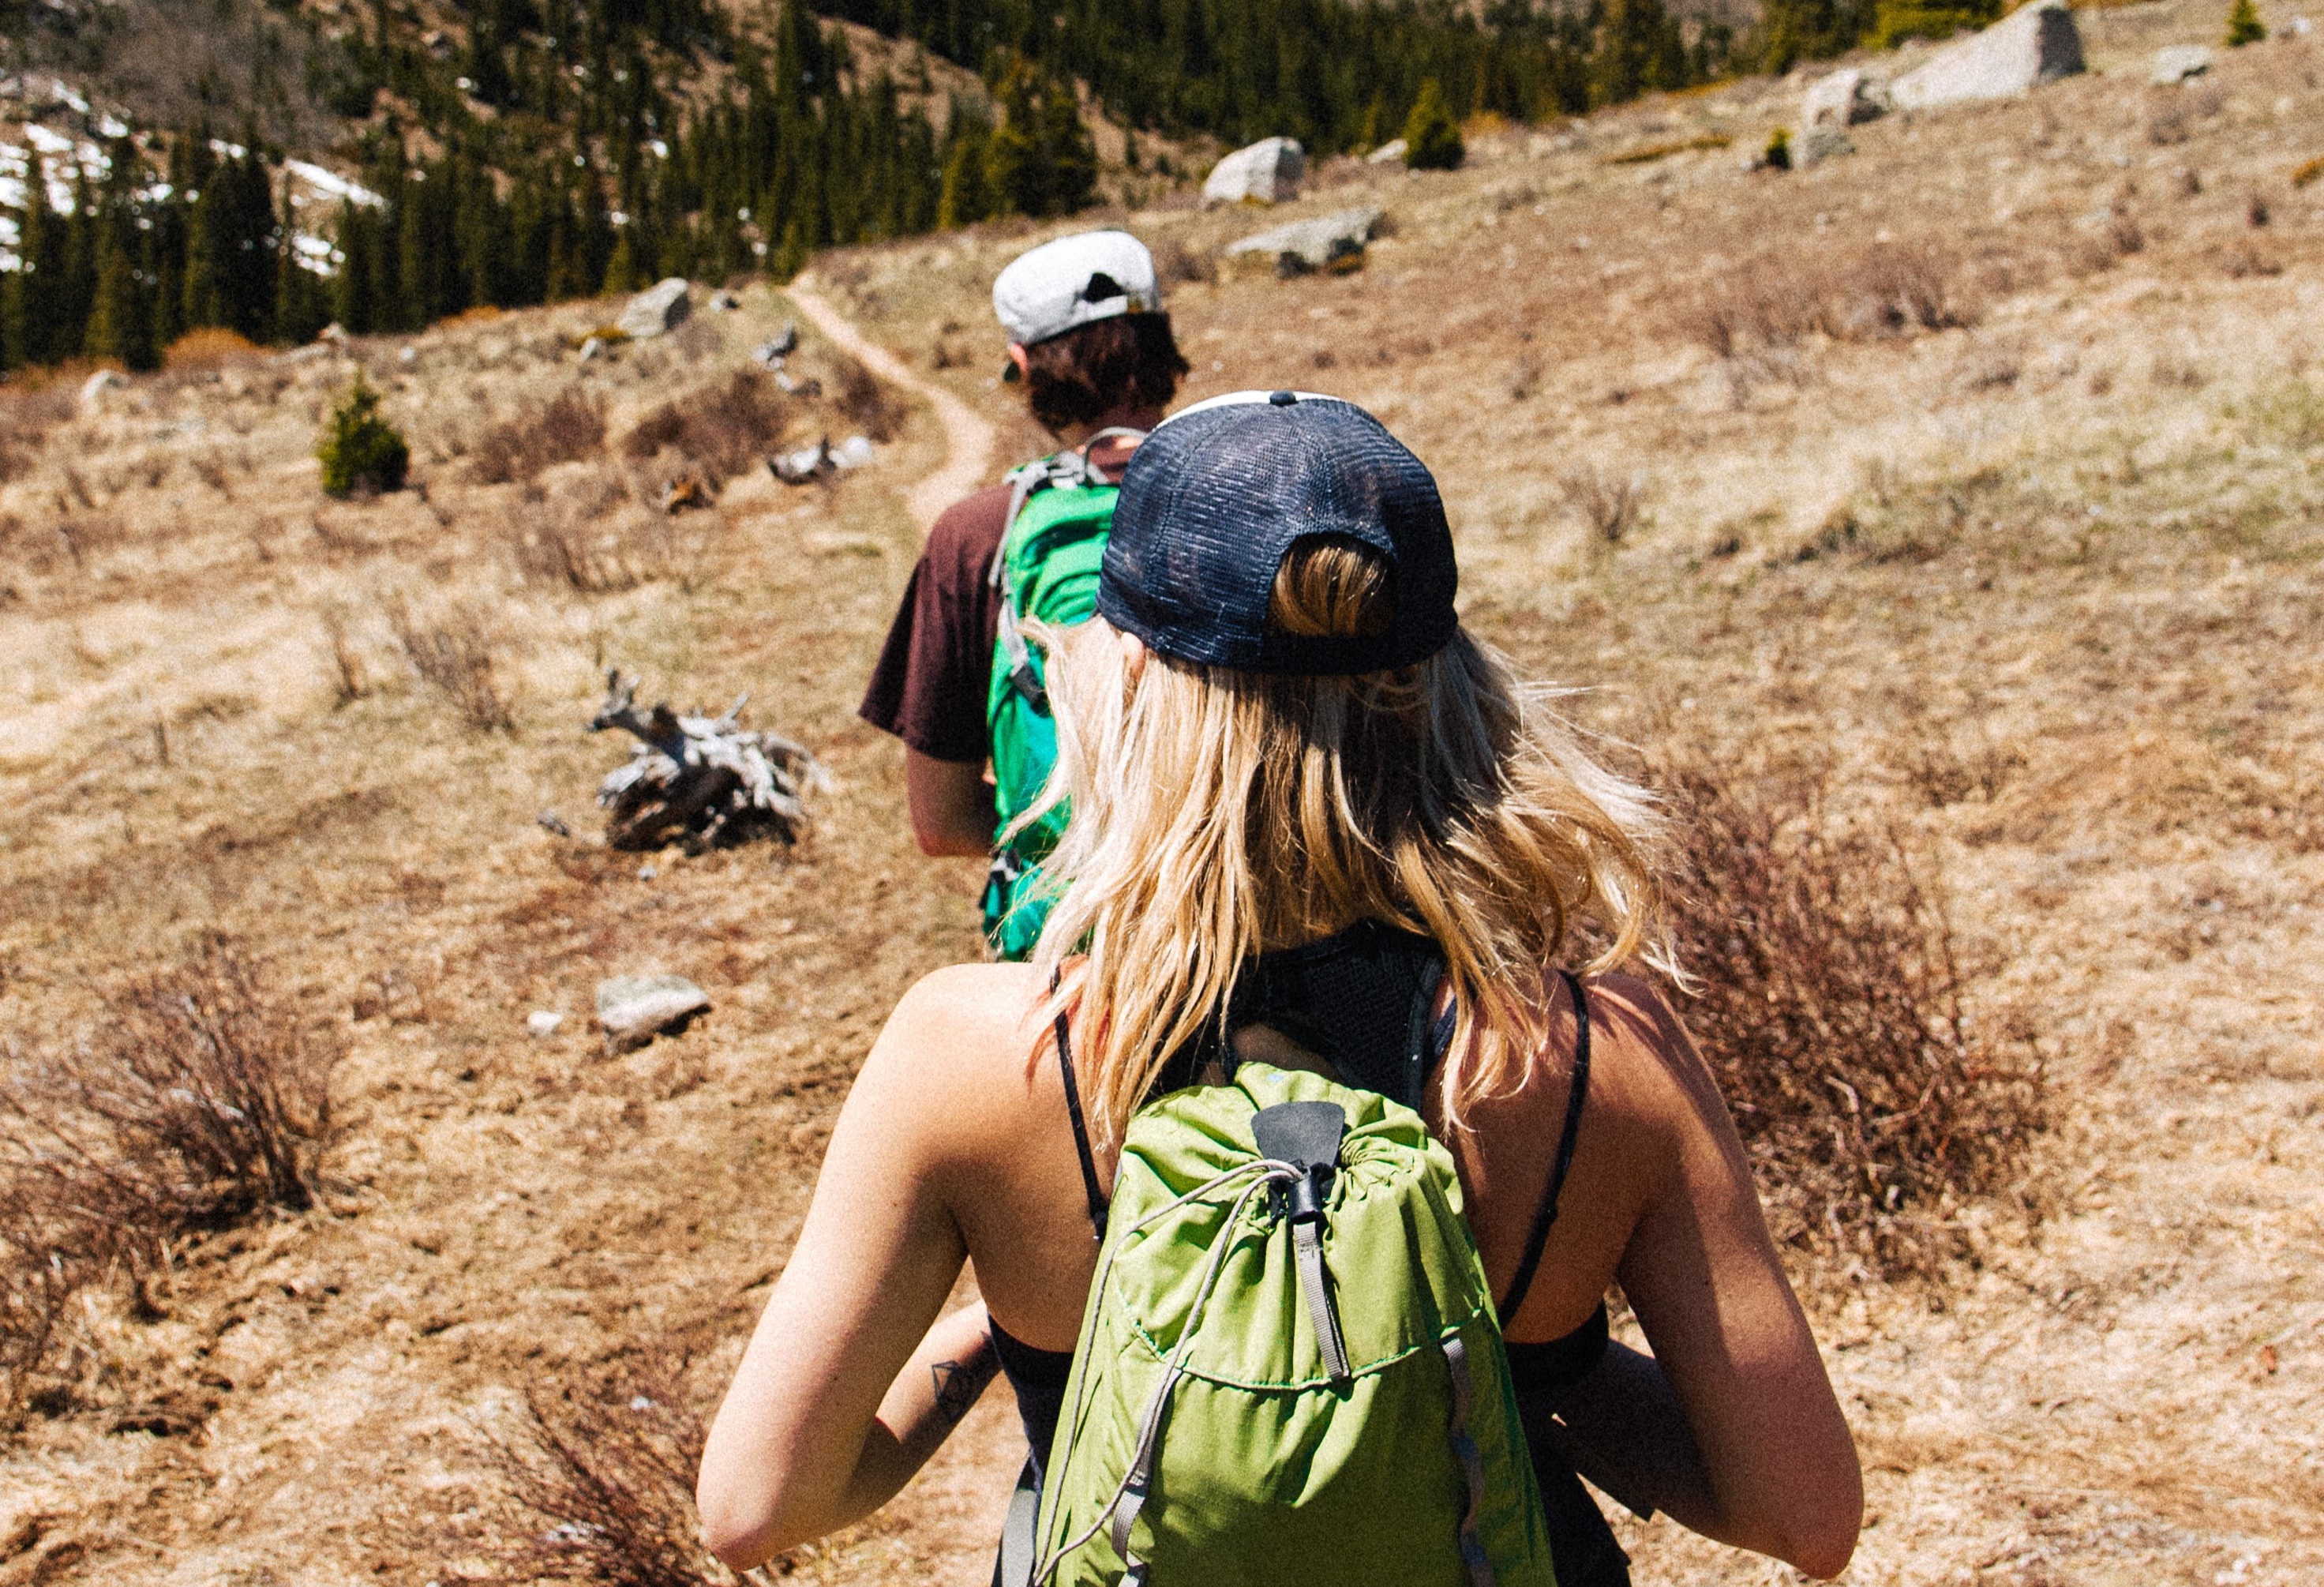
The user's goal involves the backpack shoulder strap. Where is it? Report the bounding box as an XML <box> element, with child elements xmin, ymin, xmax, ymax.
<box><xmin>1497</xmin><ymin>971</ymin><xmax>1591</xmax><ymax>1322</ymax></box>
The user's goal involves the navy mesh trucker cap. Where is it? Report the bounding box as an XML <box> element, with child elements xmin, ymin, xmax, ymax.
<box><xmin>1096</xmin><ymin>391</ymin><xmax>1457</xmax><ymax>674</ymax></box>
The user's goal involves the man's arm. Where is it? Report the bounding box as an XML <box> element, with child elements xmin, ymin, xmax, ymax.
<box><xmin>905</xmin><ymin>749</ymin><xmax>996</xmax><ymax>857</ymax></box>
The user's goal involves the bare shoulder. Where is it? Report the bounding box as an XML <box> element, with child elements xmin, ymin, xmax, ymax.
<box><xmin>879</xmin><ymin>962</ymin><xmax>1048</xmax><ymax>1068</ymax></box>
<box><xmin>1573</xmin><ymin>971</ymin><xmax>1728</xmax><ymax>1132</ymax></box>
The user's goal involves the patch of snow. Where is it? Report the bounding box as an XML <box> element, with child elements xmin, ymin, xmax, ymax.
<box><xmin>286</xmin><ymin>159</ymin><xmax>385</xmax><ymax>208</ymax></box>
<box><xmin>24</xmin><ymin>124</ymin><xmax>73</xmax><ymax>156</ymax></box>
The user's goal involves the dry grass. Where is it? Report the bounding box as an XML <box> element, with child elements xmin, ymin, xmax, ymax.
<box><xmin>470</xmin><ymin>388</ymin><xmax>610</xmax><ymax>486</ymax></box>
<box><xmin>621</xmin><ymin>369</ymin><xmax>793</xmax><ymax>484</ymax></box>
<box><xmin>1653</xmin><ymin>749</ymin><xmax>2042</xmax><ymax>1281</ymax></box>
<box><xmin>0</xmin><ymin>943</ymin><xmax>336</xmax><ymax>1412</ymax></box>
<box><xmin>385</xmin><ymin>595</ymin><xmax>519</xmax><ymax>732</ymax></box>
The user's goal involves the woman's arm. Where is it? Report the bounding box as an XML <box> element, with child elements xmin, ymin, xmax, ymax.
<box><xmin>697</xmin><ymin>969</ymin><xmax>1001</xmax><ymax>1569</ymax></box>
<box><xmin>1600</xmin><ymin>984</ymin><xmax>1864</xmax><ymax>1579</ymax></box>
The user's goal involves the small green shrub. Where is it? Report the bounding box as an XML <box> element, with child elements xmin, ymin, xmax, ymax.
<box><xmin>2225</xmin><ymin>0</ymin><xmax>2266</xmax><ymax>45</ymax></box>
<box><xmin>1764</xmin><ymin>126</ymin><xmax>1794</xmax><ymax>171</ymax></box>
<box><xmin>317</xmin><ymin>375</ymin><xmax>410</xmax><ymax>498</ymax></box>
<box><xmin>1402</xmin><ymin>79</ymin><xmax>1466</xmax><ymax>171</ymax></box>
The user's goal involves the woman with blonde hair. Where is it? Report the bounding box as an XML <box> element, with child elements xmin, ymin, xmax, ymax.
<box><xmin>699</xmin><ymin>392</ymin><xmax>1862</xmax><ymax>1585</ymax></box>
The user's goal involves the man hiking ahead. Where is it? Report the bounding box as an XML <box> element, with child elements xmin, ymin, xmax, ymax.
<box><xmin>858</xmin><ymin>230</ymin><xmax>1190</xmax><ymax>957</ymax></box>
<box><xmin>703</xmin><ymin>394</ymin><xmax>1863</xmax><ymax>1587</ymax></box>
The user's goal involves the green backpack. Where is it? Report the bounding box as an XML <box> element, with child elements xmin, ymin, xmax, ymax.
<box><xmin>1013</xmin><ymin>1060</ymin><xmax>1557</xmax><ymax>1587</ymax></box>
<box><xmin>980</xmin><ymin>430</ymin><xmax>1145</xmax><ymax>960</ymax></box>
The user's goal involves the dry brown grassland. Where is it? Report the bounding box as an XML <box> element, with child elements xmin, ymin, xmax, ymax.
<box><xmin>4</xmin><ymin>2</ymin><xmax>2322</xmax><ymax>1582</ymax></box>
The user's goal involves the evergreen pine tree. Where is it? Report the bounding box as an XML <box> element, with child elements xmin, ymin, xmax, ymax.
<box><xmin>334</xmin><ymin>200</ymin><xmax>378</xmax><ymax>334</ymax></box>
<box><xmin>84</xmin><ymin>227</ymin><xmax>157</xmax><ymax>370</ymax></box>
<box><xmin>2225</xmin><ymin>0</ymin><xmax>2267</xmax><ymax>45</ymax></box>
<box><xmin>936</xmin><ymin>101</ymin><xmax>992</xmax><ymax>228</ymax></box>
<box><xmin>10</xmin><ymin>159</ymin><xmax>65</xmax><ymax>367</ymax></box>
<box><xmin>1402</xmin><ymin>79</ymin><xmax>1465</xmax><ymax>171</ymax></box>
<box><xmin>982</xmin><ymin>54</ymin><xmax>1096</xmax><ymax>218</ymax></box>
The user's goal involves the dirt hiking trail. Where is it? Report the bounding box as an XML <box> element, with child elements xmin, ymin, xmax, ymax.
<box><xmin>789</xmin><ymin>278</ymin><xmax>999</xmax><ymax>532</ymax></box>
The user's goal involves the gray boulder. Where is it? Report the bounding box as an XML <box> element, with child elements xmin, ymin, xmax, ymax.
<box><xmin>1890</xmin><ymin>0</ymin><xmax>2084</xmax><ymax>111</ymax></box>
<box><xmin>596</xmin><ymin>974</ymin><xmax>710</xmax><ymax>1052</ymax></box>
<box><xmin>1798</xmin><ymin>125</ymin><xmax>1857</xmax><ymax>165</ymax></box>
<box><xmin>1366</xmin><ymin>137</ymin><xmax>1409</xmax><ymax>165</ymax></box>
<box><xmin>2150</xmin><ymin>45</ymin><xmax>2213</xmax><ymax>84</ymax></box>
<box><xmin>1203</xmin><ymin>137</ymin><xmax>1306</xmax><ymax>206</ymax></box>
<box><xmin>1803</xmin><ymin>68</ymin><xmax>1891</xmax><ymax>127</ymax></box>
<box><xmin>617</xmin><ymin>277</ymin><xmax>693</xmax><ymax>339</ymax></box>
<box><xmin>1223</xmin><ymin>206</ymin><xmax>1385</xmax><ymax>278</ymax></box>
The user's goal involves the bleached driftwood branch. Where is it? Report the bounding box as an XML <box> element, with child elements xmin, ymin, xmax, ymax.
<box><xmin>589</xmin><ymin>670</ymin><xmax>831</xmax><ymax>852</ymax></box>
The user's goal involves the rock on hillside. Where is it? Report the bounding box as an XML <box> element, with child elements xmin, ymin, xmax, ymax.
<box><xmin>1890</xmin><ymin>0</ymin><xmax>2086</xmax><ymax>110</ymax></box>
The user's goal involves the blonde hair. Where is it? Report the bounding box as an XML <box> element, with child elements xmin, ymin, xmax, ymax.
<box><xmin>1022</xmin><ymin>538</ymin><xmax>1666</xmax><ymax>1146</ymax></box>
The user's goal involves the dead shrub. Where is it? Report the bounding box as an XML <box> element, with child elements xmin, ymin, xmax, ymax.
<box><xmin>426</xmin><ymin>1353</ymin><xmax>731</xmax><ymax>1587</ymax></box>
<box><xmin>318</xmin><ymin>605</ymin><xmax>373</xmax><ymax>704</ymax></box>
<box><xmin>505</xmin><ymin>501</ymin><xmax>653</xmax><ymax>595</ymax></box>
<box><xmin>470</xmin><ymin>389</ymin><xmax>609</xmax><ymax>486</ymax></box>
<box><xmin>163</xmin><ymin>328</ymin><xmax>266</xmax><ymax>372</ymax></box>
<box><xmin>1560</xmin><ymin>465</ymin><xmax>1645</xmax><ymax>542</ymax></box>
<box><xmin>1152</xmin><ymin>235</ymin><xmax>1216</xmax><ymax>285</ymax></box>
<box><xmin>1650</xmin><ymin>748</ymin><xmax>2042</xmax><ymax>1280</ymax></box>
<box><xmin>1681</xmin><ymin>240</ymin><xmax>1979</xmax><ymax>359</ymax></box>
<box><xmin>386</xmin><ymin>596</ymin><xmax>518</xmax><ymax>732</ymax></box>
<box><xmin>621</xmin><ymin>370</ymin><xmax>791</xmax><ymax>484</ymax></box>
<box><xmin>0</xmin><ymin>944</ymin><xmax>337</xmax><ymax>1409</ymax></box>
<box><xmin>828</xmin><ymin>351</ymin><xmax>907</xmax><ymax>442</ymax></box>
<box><xmin>0</xmin><ymin>382</ymin><xmax>78</xmax><ymax>485</ymax></box>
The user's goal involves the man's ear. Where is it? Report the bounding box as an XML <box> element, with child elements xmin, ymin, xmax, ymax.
<box><xmin>1006</xmin><ymin>343</ymin><xmax>1031</xmax><ymax>381</ymax></box>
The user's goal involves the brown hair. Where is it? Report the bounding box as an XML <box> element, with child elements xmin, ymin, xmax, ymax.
<box><xmin>1022</xmin><ymin>312</ymin><xmax>1191</xmax><ymax>431</ymax></box>
<box><xmin>1023</xmin><ymin>538</ymin><xmax>1669</xmax><ymax>1145</ymax></box>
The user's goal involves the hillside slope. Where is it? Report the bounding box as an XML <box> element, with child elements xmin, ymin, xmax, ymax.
<box><xmin>3</xmin><ymin>2</ymin><xmax>2322</xmax><ymax>1584</ymax></box>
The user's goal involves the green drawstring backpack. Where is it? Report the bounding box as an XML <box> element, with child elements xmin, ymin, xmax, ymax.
<box><xmin>980</xmin><ymin>429</ymin><xmax>1146</xmax><ymax>961</ymax></box>
<box><xmin>1011</xmin><ymin>1060</ymin><xmax>1558</xmax><ymax>1587</ymax></box>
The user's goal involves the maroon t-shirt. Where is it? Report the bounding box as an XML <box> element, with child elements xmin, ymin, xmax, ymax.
<box><xmin>859</xmin><ymin>484</ymin><xmax>1014</xmax><ymax>764</ymax></box>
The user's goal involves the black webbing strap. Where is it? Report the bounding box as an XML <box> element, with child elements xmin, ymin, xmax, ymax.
<box><xmin>1497</xmin><ymin>970</ymin><xmax>1591</xmax><ymax>1322</ymax></box>
<box><xmin>1055</xmin><ymin>1011</ymin><xmax>1109</xmax><ymax>1242</ymax></box>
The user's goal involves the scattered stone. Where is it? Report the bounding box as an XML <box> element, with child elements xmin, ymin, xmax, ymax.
<box><xmin>595</xmin><ymin>974</ymin><xmax>709</xmax><ymax>1052</ymax></box>
<box><xmin>79</xmin><ymin>368</ymin><xmax>120</xmax><ymax>411</ymax></box>
<box><xmin>708</xmin><ymin>289</ymin><xmax>740</xmax><ymax>311</ymax></box>
<box><xmin>536</xmin><ymin>809</ymin><xmax>572</xmax><ymax>837</ymax></box>
<box><xmin>1222</xmin><ymin>205</ymin><xmax>1385</xmax><ymax>278</ymax></box>
<box><xmin>578</xmin><ymin>336</ymin><xmax>606</xmax><ymax>362</ymax></box>
<box><xmin>831</xmin><ymin>434</ymin><xmax>875</xmax><ymax>471</ymax></box>
<box><xmin>763</xmin><ymin>321</ymin><xmax>799</xmax><ymax>358</ymax></box>
<box><xmin>1366</xmin><ymin>138</ymin><xmax>1409</xmax><ymax>165</ymax></box>
<box><xmin>617</xmin><ymin>276</ymin><xmax>693</xmax><ymax>339</ymax></box>
<box><xmin>527</xmin><ymin>1010</ymin><xmax>564</xmax><ymax>1037</ymax></box>
<box><xmin>590</xmin><ymin>669</ymin><xmax>831</xmax><ymax>851</ymax></box>
<box><xmin>1890</xmin><ymin>0</ymin><xmax>2084</xmax><ymax>111</ymax></box>
<box><xmin>398</xmin><ymin>346</ymin><xmax>418</xmax><ymax>366</ymax></box>
<box><xmin>1803</xmin><ymin>67</ymin><xmax>1891</xmax><ymax>127</ymax></box>
<box><xmin>1203</xmin><ymin>136</ymin><xmax>1306</xmax><ymax>206</ymax></box>
<box><xmin>2150</xmin><ymin>45</ymin><xmax>2214</xmax><ymax>84</ymax></box>
<box><xmin>1798</xmin><ymin>126</ymin><xmax>1857</xmax><ymax>166</ymax></box>
<box><xmin>770</xmin><ymin>438</ymin><xmax>830</xmax><ymax>484</ymax></box>
<box><xmin>319</xmin><ymin>322</ymin><xmax>348</xmax><ymax>343</ymax></box>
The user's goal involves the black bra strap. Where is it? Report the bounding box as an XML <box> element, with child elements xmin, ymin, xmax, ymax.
<box><xmin>1055</xmin><ymin>1011</ymin><xmax>1109</xmax><ymax>1241</ymax></box>
<box><xmin>1497</xmin><ymin>971</ymin><xmax>1591</xmax><ymax>1323</ymax></box>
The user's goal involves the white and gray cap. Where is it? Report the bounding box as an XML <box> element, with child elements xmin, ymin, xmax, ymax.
<box><xmin>991</xmin><ymin>230</ymin><xmax>1161</xmax><ymax>364</ymax></box>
